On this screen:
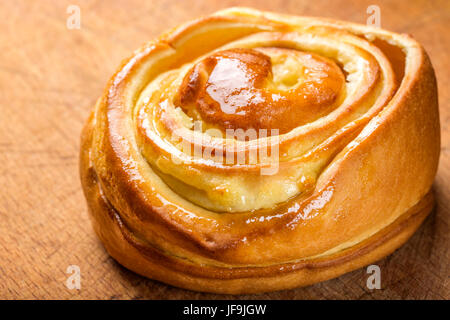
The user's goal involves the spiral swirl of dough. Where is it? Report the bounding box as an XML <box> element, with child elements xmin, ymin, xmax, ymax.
<box><xmin>80</xmin><ymin>8</ymin><xmax>440</xmax><ymax>293</ymax></box>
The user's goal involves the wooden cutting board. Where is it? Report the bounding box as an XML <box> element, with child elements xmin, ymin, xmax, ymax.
<box><xmin>0</xmin><ymin>0</ymin><xmax>448</xmax><ymax>299</ymax></box>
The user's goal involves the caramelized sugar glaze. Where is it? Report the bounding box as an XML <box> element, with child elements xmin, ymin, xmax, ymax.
<box><xmin>80</xmin><ymin>8</ymin><xmax>440</xmax><ymax>293</ymax></box>
<box><xmin>177</xmin><ymin>48</ymin><xmax>345</xmax><ymax>133</ymax></box>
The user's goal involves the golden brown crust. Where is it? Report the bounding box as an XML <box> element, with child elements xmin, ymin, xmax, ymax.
<box><xmin>80</xmin><ymin>7</ymin><xmax>440</xmax><ymax>293</ymax></box>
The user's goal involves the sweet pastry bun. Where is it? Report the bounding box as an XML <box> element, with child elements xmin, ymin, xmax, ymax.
<box><xmin>80</xmin><ymin>7</ymin><xmax>440</xmax><ymax>294</ymax></box>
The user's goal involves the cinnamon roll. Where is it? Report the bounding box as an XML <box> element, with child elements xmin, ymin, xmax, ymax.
<box><xmin>80</xmin><ymin>7</ymin><xmax>440</xmax><ymax>294</ymax></box>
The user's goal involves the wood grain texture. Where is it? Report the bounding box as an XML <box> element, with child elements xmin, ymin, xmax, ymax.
<box><xmin>0</xmin><ymin>0</ymin><xmax>448</xmax><ymax>300</ymax></box>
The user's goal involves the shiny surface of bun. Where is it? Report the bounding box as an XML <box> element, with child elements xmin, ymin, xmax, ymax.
<box><xmin>80</xmin><ymin>7</ymin><xmax>440</xmax><ymax>293</ymax></box>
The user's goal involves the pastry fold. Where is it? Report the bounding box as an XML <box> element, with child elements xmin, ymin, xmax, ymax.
<box><xmin>80</xmin><ymin>7</ymin><xmax>440</xmax><ymax>293</ymax></box>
